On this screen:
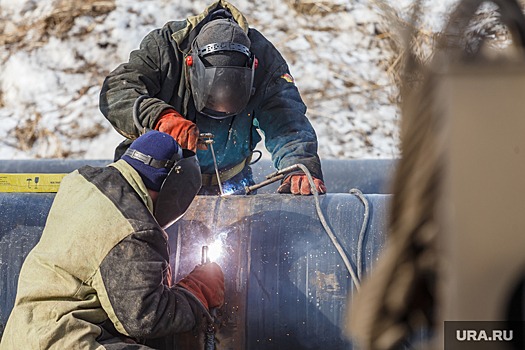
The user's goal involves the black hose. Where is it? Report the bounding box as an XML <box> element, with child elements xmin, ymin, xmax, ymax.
<box><xmin>175</xmin><ymin>287</ymin><xmax>217</xmax><ymax>350</ymax></box>
<box><xmin>249</xmin><ymin>150</ymin><xmax>263</xmax><ymax>165</ymax></box>
<box><xmin>204</xmin><ymin>323</ymin><xmax>216</xmax><ymax>350</ymax></box>
<box><xmin>133</xmin><ymin>95</ymin><xmax>149</xmax><ymax>134</ymax></box>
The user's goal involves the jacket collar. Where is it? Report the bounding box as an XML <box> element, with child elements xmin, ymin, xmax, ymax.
<box><xmin>172</xmin><ymin>0</ymin><xmax>249</xmax><ymax>54</ymax></box>
<box><xmin>109</xmin><ymin>159</ymin><xmax>154</xmax><ymax>212</ymax></box>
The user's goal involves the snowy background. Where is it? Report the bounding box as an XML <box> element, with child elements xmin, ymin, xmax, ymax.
<box><xmin>0</xmin><ymin>0</ymin><xmax>475</xmax><ymax>161</ymax></box>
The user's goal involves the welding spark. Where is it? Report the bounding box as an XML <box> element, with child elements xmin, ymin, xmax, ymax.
<box><xmin>220</xmin><ymin>184</ymin><xmax>237</xmax><ymax>196</ymax></box>
<box><xmin>207</xmin><ymin>231</ymin><xmax>228</xmax><ymax>262</ymax></box>
<box><xmin>219</xmin><ymin>177</ymin><xmax>252</xmax><ymax>196</ymax></box>
<box><xmin>207</xmin><ymin>240</ymin><xmax>223</xmax><ymax>262</ymax></box>
<box><xmin>221</xmin><ymin>191</ymin><xmax>233</xmax><ymax>197</ymax></box>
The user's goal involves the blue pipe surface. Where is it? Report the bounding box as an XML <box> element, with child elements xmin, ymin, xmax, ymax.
<box><xmin>0</xmin><ymin>192</ymin><xmax>391</xmax><ymax>349</ymax></box>
<box><xmin>0</xmin><ymin>159</ymin><xmax>396</xmax><ymax>194</ymax></box>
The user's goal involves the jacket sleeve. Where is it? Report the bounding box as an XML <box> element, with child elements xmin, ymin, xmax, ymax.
<box><xmin>256</xmin><ymin>63</ymin><xmax>323</xmax><ymax>180</ymax></box>
<box><xmin>94</xmin><ymin>229</ymin><xmax>196</xmax><ymax>339</ymax></box>
<box><xmin>99</xmin><ymin>27</ymin><xmax>180</xmax><ymax>139</ymax></box>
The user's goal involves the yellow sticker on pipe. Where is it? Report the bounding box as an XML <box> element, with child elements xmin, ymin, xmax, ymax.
<box><xmin>0</xmin><ymin>174</ymin><xmax>66</xmax><ymax>193</ymax></box>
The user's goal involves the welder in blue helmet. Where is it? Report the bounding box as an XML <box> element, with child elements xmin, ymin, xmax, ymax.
<box><xmin>100</xmin><ymin>0</ymin><xmax>326</xmax><ymax>196</ymax></box>
<box><xmin>0</xmin><ymin>131</ymin><xmax>225</xmax><ymax>349</ymax></box>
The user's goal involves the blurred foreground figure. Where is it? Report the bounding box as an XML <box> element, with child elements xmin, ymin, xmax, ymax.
<box><xmin>0</xmin><ymin>131</ymin><xmax>225</xmax><ymax>349</ymax></box>
<box><xmin>347</xmin><ymin>0</ymin><xmax>525</xmax><ymax>349</ymax></box>
<box><xmin>100</xmin><ymin>0</ymin><xmax>325</xmax><ymax>196</ymax></box>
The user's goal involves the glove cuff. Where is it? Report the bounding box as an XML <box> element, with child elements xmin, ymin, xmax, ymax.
<box><xmin>176</xmin><ymin>279</ymin><xmax>209</xmax><ymax>310</ymax></box>
<box><xmin>155</xmin><ymin>109</ymin><xmax>184</xmax><ymax>128</ymax></box>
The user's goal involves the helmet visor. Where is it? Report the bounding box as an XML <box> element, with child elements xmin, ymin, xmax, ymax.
<box><xmin>154</xmin><ymin>149</ymin><xmax>202</xmax><ymax>229</ymax></box>
<box><xmin>189</xmin><ymin>51</ymin><xmax>254</xmax><ymax>119</ymax></box>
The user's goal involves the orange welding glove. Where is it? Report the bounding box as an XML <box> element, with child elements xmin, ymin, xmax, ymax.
<box><xmin>277</xmin><ymin>174</ymin><xmax>327</xmax><ymax>195</ymax></box>
<box><xmin>176</xmin><ymin>262</ymin><xmax>225</xmax><ymax>310</ymax></box>
<box><xmin>154</xmin><ymin>109</ymin><xmax>201</xmax><ymax>152</ymax></box>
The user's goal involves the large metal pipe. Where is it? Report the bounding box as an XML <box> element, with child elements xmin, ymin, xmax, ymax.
<box><xmin>0</xmin><ymin>192</ymin><xmax>391</xmax><ymax>349</ymax></box>
<box><xmin>167</xmin><ymin>194</ymin><xmax>391</xmax><ymax>349</ymax></box>
<box><xmin>0</xmin><ymin>159</ymin><xmax>396</xmax><ymax>194</ymax></box>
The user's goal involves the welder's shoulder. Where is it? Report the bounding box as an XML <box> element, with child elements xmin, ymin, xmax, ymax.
<box><xmin>75</xmin><ymin>165</ymin><xmax>122</xmax><ymax>194</ymax></box>
<box><xmin>161</xmin><ymin>19</ymin><xmax>188</xmax><ymax>34</ymax></box>
<box><xmin>248</xmin><ymin>29</ymin><xmax>292</xmax><ymax>98</ymax></box>
<box><xmin>248</xmin><ymin>29</ymin><xmax>287</xmax><ymax>72</ymax></box>
<box><xmin>146</xmin><ymin>20</ymin><xmax>187</xmax><ymax>45</ymax></box>
<box><xmin>60</xmin><ymin>166</ymin><xmax>156</xmax><ymax>231</ymax></box>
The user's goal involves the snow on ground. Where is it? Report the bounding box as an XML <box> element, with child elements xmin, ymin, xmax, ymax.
<box><xmin>0</xmin><ymin>0</ymin><xmax>459</xmax><ymax>160</ymax></box>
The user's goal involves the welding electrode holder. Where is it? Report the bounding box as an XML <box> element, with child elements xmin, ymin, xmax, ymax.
<box><xmin>176</xmin><ymin>245</ymin><xmax>218</xmax><ymax>349</ymax></box>
<box><xmin>199</xmin><ymin>133</ymin><xmax>224</xmax><ymax>195</ymax></box>
<box><xmin>201</xmin><ymin>244</ymin><xmax>217</xmax><ymax>350</ymax></box>
<box><xmin>198</xmin><ymin>133</ymin><xmax>214</xmax><ymax>142</ymax></box>
<box><xmin>244</xmin><ymin>164</ymin><xmax>302</xmax><ymax>194</ymax></box>
<box><xmin>175</xmin><ymin>286</ymin><xmax>218</xmax><ymax>349</ymax></box>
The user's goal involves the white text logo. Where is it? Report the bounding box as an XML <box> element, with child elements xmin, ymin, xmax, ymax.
<box><xmin>456</xmin><ymin>330</ymin><xmax>513</xmax><ymax>342</ymax></box>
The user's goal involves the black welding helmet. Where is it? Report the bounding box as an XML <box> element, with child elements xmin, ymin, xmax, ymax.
<box><xmin>187</xmin><ymin>19</ymin><xmax>256</xmax><ymax>119</ymax></box>
<box><xmin>154</xmin><ymin>149</ymin><xmax>202</xmax><ymax>229</ymax></box>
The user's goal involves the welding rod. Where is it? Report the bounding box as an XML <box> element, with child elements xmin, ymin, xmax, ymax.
<box><xmin>199</xmin><ymin>133</ymin><xmax>224</xmax><ymax>196</ymax></box>
<box><xmin>208</xmin><ymin>142</ymin><xmax>224</xmax><ymax>196</ymax></box>
<box><xmin>201</xmin><ymin>245</ymin><xmax>209</xmax><ymax>265</ymax></box>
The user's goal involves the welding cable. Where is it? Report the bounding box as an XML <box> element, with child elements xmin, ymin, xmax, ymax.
<box><xmin>175</xmin><ymin>286</ymin><xmax>217</xmax><ymax>350</ymax></box>
<box><xmin>294</xmin><ymin>164</ymin><xmax>361</xmax><ymax>291</ymax></box>
<box><xmin>175</xmin><ymin>286</ymin><xmax>214</xmax><ymax>322</ymax></box>
<box><xmin>203</xmin><ymin>324</ymin><xmax>216</xmax><ymax>350</ymax></box>
<box><xmin>249</xmin><ymin>150</ymin><xmax>263</xmax><ymax>165</ymax></box>
<box><xmin>133</xmin><ymin>95</ymin><xmax>150</xmax><ymax>135</ymax></box>
<box><xmin>349</xmin><ymin>188</ymin><xmax>370</xmax><ymax>281</ymax></box>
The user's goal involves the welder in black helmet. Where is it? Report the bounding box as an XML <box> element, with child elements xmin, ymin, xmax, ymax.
<box><xmin>0</xmin><ymin>131</ymin><xmax>224</xmax><ymax>350</ymax></box>
<box><xmin>100</xmin><ymin>0</ymin><xmax>326</xmax><ymax>196</ymax></box>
